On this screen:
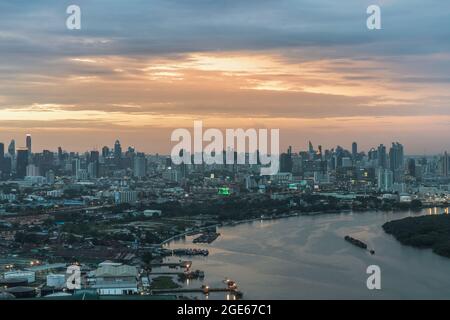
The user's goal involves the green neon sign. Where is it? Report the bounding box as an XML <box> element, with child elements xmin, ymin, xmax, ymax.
<box><xmin>218</xmin><ymin>187</ymin><xmax>230</xmax><ymax>195</ymax></box>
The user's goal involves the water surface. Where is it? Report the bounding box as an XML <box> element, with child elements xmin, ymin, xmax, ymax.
<box><xmin>165</xmin><ymin>209</ymin><xmax>450</xmax><ymax>299</ymax></box>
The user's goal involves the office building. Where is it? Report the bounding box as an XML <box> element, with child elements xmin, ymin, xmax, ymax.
<box><xmin>133</xmin><ymin>153</ymin><xmax>146</xmax><ymax>178</ymax></box>
<box><xmin>378</xmin><ymin>169</ymin><xmax>394</xmax><ymax>192</ymax></box>
<box><xmin>377</xmin><ymin>144</ymin><xmax>387</xmax><ymax>169</ymax></box>
<box><xmin>16</xmin><ymin>148</ymin><xmax>29</xmax><ymax>178</ymax></box>
<box><xmin>26</xmin><ymin>134</ymin><xmax>32</xmax><ymax>155</ymax></box>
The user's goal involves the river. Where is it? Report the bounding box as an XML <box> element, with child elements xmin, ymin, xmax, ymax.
<box><xmin>162</xmin><ymin>208</ymin><xmax>450</xmax><ymax>299</ymax></box>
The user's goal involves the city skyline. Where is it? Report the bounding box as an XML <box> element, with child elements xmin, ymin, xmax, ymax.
<box><xmin>0</xmin><ymin>133</ymin><xmax>448</xmax><ymax>157</ymax></box>
<box><xmin>1</xmin><ymin>1</ymin><xmax>450</xmax><ymax>154</ymax></box>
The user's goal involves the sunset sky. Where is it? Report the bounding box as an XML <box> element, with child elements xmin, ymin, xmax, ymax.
<box><xmin>1</xmin><ymin>0</ymin><xmax>449</xmax><ymax>154</ymax></box>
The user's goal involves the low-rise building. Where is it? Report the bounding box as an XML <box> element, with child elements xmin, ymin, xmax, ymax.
<box><xmin>4</xmin><ymin>271</ymin><xmax>36</xmax><ymax>283</ymax></box>
<box><xmin>91</xmin><ymin>264</ymin><xmax>138</xmax><ymax>295</ymax></box>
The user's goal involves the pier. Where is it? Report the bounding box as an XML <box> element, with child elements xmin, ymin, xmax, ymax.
<box><xmin>151</xmin><ymin>287</ymin><xmax>243</xmax><ymax>298</ymax></box>
<box><xmin>150</xmin><ymin>261</ymin><xmax>192</xmax><ymax>268</ymax></box>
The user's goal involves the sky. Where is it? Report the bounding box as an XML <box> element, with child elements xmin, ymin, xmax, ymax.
<box><xmin>0</xmin><ymin>0</ymin><xmax>449</xmax><ymax>154</ymax></box>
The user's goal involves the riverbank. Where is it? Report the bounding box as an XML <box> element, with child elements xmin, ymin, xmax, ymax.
<box><xmin>383</xmin><ymin>213</ymin><xmax>450</xmax><ymax>258</ymax></box>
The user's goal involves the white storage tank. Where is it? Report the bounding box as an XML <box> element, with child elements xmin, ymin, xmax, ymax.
<box><xmin>46</xmin><ymin>274</ymin><xmax>66</xmax><ymax>288</ymax></box>
<box><xmin>4</xmin><ymin>271</ymin><xmax>36</xmax><ymax>283</ymax></box>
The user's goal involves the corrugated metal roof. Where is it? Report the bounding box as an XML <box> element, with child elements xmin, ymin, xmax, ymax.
<box><xmin>94</xmin><ymin>265</ymin><xmax>137</xmax><ymax>278</ymax></box>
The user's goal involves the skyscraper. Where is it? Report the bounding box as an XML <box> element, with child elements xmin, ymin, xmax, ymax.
<box><xmin>441</xmin><ymin>151</ymin><xmax>449</xmax><ymax>177</ymax></box>
<box><xmin>2</xmin><ymin>141</ymin><xmax>13</xmax><ymax>176</ymax></box>
<box><xmin>280</xmin><ymin>147</ymin><xmax>293</xmax><ymax>173</ymax></box>
<box><xmin>102</xmin><ymin>146</ymin><xmax>110</xmax><ymax>158</ymax></box>
<box><xmin>377</xmin><ymin>144</ymin><xmax>387</xmax><ymax>169</ymax></box>
<box><xmin>352</xmin><ymin>142</ymin><xmax>358</xmax><ymax>159</ymax></box>
<box><xmin>8</xmin><ymin>139</ymin><xmax>15</xmax><ymax>158</ymax></box>
<box><xmin>308</xmin><ymin>141</ymin><xmax>314</xmax><ymax>154</ymax></box>
<box><xmin>0</xmin><ymin>142</ymin><xmax>4</xmax><ymax>175</ymax></box>
<box><xmin>389</xmin><ymin>142</ymin><xmax>404</xmax><ymax>171</ymax></box>
<box><xmin>368</xmin><ymin>148</ymin><xmax>377</xmax><ymax>161</ymax></box>
<box><xmin>407</xmin><ymin>158</ymin><xmax>416</xmax><ymax>177</ymax></box>
<box><xmin>72</xmin><ymin>158</ymin><xmax>81</xmax><ymax>179</ymax></box>
<box><xmin>16</xmin><ymin>148</ymin><xmax>29</xmax><ymax>178</ymax></box>
<box><xmin>389</xmin><ymin>142</ymin><xmax>404</xmax><ymax>182</ymax></box>
<box><xmin>317</xmin><ymin>145</ymin><xmax>322</xmax><ymax>159</ymax></box>
<box><xmin>133</xmin><ymin>153</ymin><xmax>147</xmax><ymax>178</ymax></box>
<box><xmin>58</xmin><ymin>147</ymin><xmax>63</xmax><ymax>163</ymax></box>
<box><xmin>89</xmin><ymin>150</ymin><xmax>100</xmax><ymax>178</ymax></box>
<box><xmin>26</xmin><ymin>134</ymin><xmax>32</xmax><ymax>155</ymax></box>
<box><xmin>26</xmin><ymin>164</ymin><xmax>39</xmax><ymax>177</ymax></box>
<box><xmin>378</xmin><ymin>169</ymin><xmax>393</xmax><ymax>192</ymax></box>
<box><xmin>114</xmin><ymin>140</ymin><xmax>122</xmax><ymax>165</ymax></box>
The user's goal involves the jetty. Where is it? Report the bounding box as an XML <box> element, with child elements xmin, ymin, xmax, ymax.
<box><xmin>151</xmin><ymin>286</ymin><xmax>243</xmax><ymax>298</ymax></box>
<box><xmin>150</xmin><ymin>261</ymin><xmax>192</xmax><ymax>268</ymax></box>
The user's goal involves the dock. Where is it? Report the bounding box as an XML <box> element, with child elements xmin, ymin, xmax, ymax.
<box><xmin>150</xmin><ymin>261</ymin><xmax>192</xmax><ymax>268</ymax></box>
<box><xmin>151</xmin><ymin>287</ymin><xmax>242</xmax><ymax>297</ymax></box>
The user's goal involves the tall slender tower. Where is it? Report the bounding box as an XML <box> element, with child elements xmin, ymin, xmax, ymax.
<box><xmin>16</xmin><ymin>148</ymin><xmax>29</xmax><ymax>178</ymax></box>
<box><xmin>26</xmin><ymin>134</ymin><xmax>32</xmax><ymax>154</ymax></box>
<box><xmin>377</xmin><ymin>144</ymin><xmax>387</xmax><ymax>169</ymax></box>
<box><xmin>8</xmin><ymin>139</ymin><xmax>15</xmax><ymax>158</ymax></box>
<box><xmin>352</xmin><ymin>142</ymin><xmax>358</xmax><ymax>159</ymax></box>
<box><xmin>441</xmin><ymin>151</ymin><xmax>449</xmax><ymax>177</ymax></box>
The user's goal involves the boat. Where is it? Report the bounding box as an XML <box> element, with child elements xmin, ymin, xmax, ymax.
<box><xmin>344</xmin><ymin>235</ymin><xmax>368</xmax><ymax>249</ymax></box>
<box><xmin>193</xmin><ymin>232</ymin><xmax>220</xmax><ymax>244</ymax></box>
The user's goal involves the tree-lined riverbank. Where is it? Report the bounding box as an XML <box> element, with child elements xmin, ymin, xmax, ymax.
<box><xmin>383</xmin><ymin>213</ymin><xmax>450</xmax><ymax>258</ymax></box>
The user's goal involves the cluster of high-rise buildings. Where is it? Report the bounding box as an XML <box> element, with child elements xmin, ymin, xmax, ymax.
<box><xmin>0</xmin><ymin>135</ymin><xmax>32</xmax><ymax>180</ymax></box>
<box><xmin>0</xmin><ymin>135</ymin><xmax>449</xmax><ymax>196</ymax></box>
<box><xmin>277</xmin><ymin>141</ymin><xmax>449</xmax><ymax>193</ymax></box>
<box><xmin>0</xmin><ymin>136</ymin><xmax>149</xmax><ymax>183</ymax></box>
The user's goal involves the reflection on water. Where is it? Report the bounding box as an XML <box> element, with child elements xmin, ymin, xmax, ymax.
<box><xmin>165</xmin><ymin>208</ymin><xmax>450</xmax><ymax>299</ymax></box>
